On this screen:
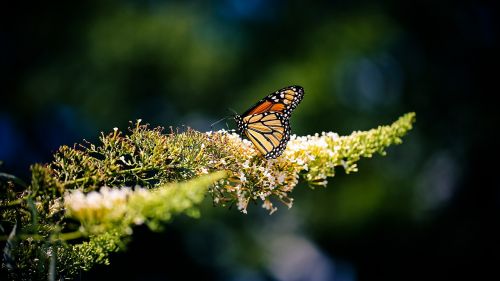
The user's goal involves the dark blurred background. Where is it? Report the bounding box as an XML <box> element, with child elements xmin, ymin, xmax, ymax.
<box><xmin>1</xmin><ymin>0</ymin><xmax>498</xmax><ymax>280</ymax></box>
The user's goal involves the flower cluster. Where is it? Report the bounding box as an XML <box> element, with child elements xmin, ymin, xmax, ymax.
<box><xmin>206</xmin><ymin>112</ymin><xmax>416</xmax><ymax>213</ymax></box>
<box><xmin>0</xmin><ymin>112</ymin><xmax>414</xmax><ymax>280</ymax></box>
<box><xmin>206</xmin><ymin>131</ymin><xmax>300</xmax><ymax>214</ymax></box>
<box><xmin>64</xmin><ymin>187</ymin><xmax>132</xmax><ymax>233</ymax></box>
<box><xmin>63</xmin><ymin>171</ymin><xmax>227</xmax><ymax>234</ymax></box>
<box><xmin>54</xmin><ymin>112</ymin><xmax>415</xmax><ymax>217</ymax></box>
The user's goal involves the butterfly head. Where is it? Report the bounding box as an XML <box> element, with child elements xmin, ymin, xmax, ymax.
<box><xmin>234</xmin><ymin>114</ymin><xmax>246</xmax><ymax>135</ymax></box>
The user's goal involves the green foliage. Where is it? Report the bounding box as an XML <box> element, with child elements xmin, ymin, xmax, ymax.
<box><xmin>1</xmin><ymin>171</ymin><xmax>226</xmax><ymax>280</ymax></box>
<box><xmin>1</xmin><ymin>113</ymin><xmax>415</xmax><ymax>280</ymax></box>
<box><xmin>64</xmin><ymin>171</ymin><xmax>227</xmax><ymax>235</ymax></box>
<box><xmin>66</xmin><ymin>231</ymin><xmax>124</xmax><ymax>272</ymax></box>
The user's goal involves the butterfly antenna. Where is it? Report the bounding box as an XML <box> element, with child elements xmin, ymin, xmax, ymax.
<box><xmin>225</xmin><ymin>121</ymin><xmax>238</xmax><ymax>134</ymax></box>
<box><xmin>210</xmin><ymin>115</ymin><xmax>231</xmax><ymax>131</ymax></box>
<box><xmin>227</xmin><ymin>107</ymin><xmax>238</xmax><ymax>116</ymax></box>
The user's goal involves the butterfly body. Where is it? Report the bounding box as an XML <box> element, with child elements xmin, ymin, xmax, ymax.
<box><xmin>235</xmin><ymin>86</ymin><xmax>304</xmax><ymax>159</ymax></box>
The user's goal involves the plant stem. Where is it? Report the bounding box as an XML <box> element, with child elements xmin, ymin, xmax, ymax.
<box><xmin>0</xmin><ymin>231</ymin><xmax>84</xmax><ymax>242</ymax></box>
<box><xmin>62</xmin><ymin>166</ymin><xmax>163</xmax><ymax>186</ymax></box>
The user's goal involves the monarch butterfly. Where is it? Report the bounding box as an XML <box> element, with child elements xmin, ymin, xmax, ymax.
<box><xmin>234</xmin><ymin>85</ymin><xmax>304</xmax><ymax>159</ymax></box>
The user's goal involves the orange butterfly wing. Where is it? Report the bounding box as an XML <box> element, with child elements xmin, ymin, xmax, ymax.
<box><xmin>242</xmin><ymin>112</ymin><xmax>290</xmax><ymax>158</ymax></box>
<box><xmin>242</xmin><ymin>86</ymin><xmax>304</xmax><ymax>116</ymax></box>
<box><xmin>235</xmin><ymin>85</ymin><xmax>304</xmax><ymax>159</ymax></box>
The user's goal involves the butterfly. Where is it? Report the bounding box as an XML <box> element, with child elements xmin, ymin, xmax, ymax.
<box><xmin>234</xmin><ymin>85</ymin><xmax>304</xmax><ymax>159</ymax></box>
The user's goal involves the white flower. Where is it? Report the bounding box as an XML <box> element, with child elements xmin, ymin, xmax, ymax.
<box><xmin>262</xmin><ymin>199</ymin><xmax>277</xmax><ymax>214</ymax></box>
<box><xmin>85</xmin><ymin>191</ymin><xmax>103</xmax><ymax>209</ymax></box>
<box><xmin>64</xmin><ymin>190</ymin><xmax>86</xmax><ymax>211</ymax></box>
<box><xmin>237</xmin><ymin>197</ymin><xmax>249</xmax><ymax>214</ymax></box>
<box><xmin>238</xmin><ymin>172</ymin><xmax>247</xmax><ymax>183</ymax></box>
<box><xmin>64</xmin><ymin>186</ymin><xmax>131</xmax><ymax>222</ymax></box>
<box><xmin>276</xmin><ymin>173</ymin><xmax>286</xmax><ymax>184</ymax></box>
